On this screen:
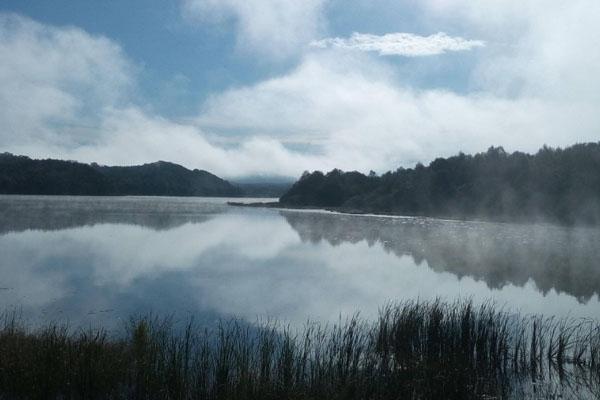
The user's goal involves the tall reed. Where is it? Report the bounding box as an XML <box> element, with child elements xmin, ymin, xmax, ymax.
<box><xmin>0</xmin><ymin>300</ymin><xmax>598</xmax><ymax>399</ymax></box>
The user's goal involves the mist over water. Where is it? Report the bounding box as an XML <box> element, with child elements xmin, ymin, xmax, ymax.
<box><xmin>0</xmin><ymin>195</ymin><xmax>598</xmax><ymax>329</ymax></box>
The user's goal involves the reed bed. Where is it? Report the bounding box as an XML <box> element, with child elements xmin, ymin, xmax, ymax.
<box><xmin>0</xmin><ymin>300</ymin><xmax>598</xmax><ymax>399</ymax></box>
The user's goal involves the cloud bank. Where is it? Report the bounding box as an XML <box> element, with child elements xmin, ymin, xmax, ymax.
<box><xmin>0</xmin><ymin>13</ymin><xmax>325</xmax><ymax>177</ymax></box>
<box><xmin>197</xmin><ymin>52</ymin><xmax>599</xmax><ymax>173</ymax></box>
<box><xmin>311</xmin><ymin>32</ymin><xmax>485</xmax><ymax>56</ymax></box>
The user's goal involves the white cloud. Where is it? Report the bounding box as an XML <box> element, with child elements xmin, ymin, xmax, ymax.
<box><xmin>197</xmin><ymin>50</ymin><xmax>600</xmax><ymax>172</ymax></box>
<box><xmin>61</xmin><ymin>107</ymin><xmax>325</xmax><ymax>177</ymax></box>
<box><xmin>311</xmin><ymin>32</ymin><xmax>485</xmax><ymax>56</ymax></box>
<box><xmin>0</xmin><ymin>13</ymin><xmax>324</xmax><ymax>178</ymax></box>
<box><xmin>0</xmin><ymin>13</ymin><xmax>133</xmax><ymax>148</ymax></box>
<box><xmin>195</xmin><ymin>0</ymin><xmax>600</xmax><ymax>173</ymax></box>
<box><xmin>182</xmin><ymin>0</ymin><xmax>326</xmax><ymax>59</ymax></box>
<box><xmin>421</xmin><ymin>0</ymin><xmax>600</xmax><ymax>101</ymax></box>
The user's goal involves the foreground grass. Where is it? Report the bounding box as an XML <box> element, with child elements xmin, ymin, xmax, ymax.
<box><xmin>0</xmin><ymin>300</ymin><xmax>598</xmax><ymax>399</ymax></box>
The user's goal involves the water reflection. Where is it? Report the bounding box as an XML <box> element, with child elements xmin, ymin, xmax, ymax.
<box><xmin>281</xmin><ymin>211</ymin><xmax>600</xmax><ymax>302</ymax></box>
<box><xmin>0</xmin><ymin>196</ymin><xmax>598</xmax><ymax>329</ymax></box>
<box><xmin>0</xmin><ymin>195</ymin><xmax>241</xmax><ymax>233</ymax></box>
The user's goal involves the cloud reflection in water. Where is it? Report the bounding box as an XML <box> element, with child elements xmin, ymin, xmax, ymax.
<box><xmin>0</xmin><ymin>196</ymin><xmax>598</xmax><ymax>329</ymax></box>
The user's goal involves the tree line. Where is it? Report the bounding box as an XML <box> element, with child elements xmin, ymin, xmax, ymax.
<box><xmin>0</xmin><ymin>153</ymin><xmax>242</xmax><ymax>197</ymax></box>
<box><xmin>280</xmin><ymin>143</ymin><xmax>600</xmax><ymax>225</ymax></box>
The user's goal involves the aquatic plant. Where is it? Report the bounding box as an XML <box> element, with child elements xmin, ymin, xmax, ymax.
<box><xmin>0</xmin><ymin>300</ymin><xmax>598</xmax><ymax>399</ymax></box>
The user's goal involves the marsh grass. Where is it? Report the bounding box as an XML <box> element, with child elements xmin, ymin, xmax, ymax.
<box><xmin>0</xmin><ymin>300</ymin><xmax>598</xmax><ymax>399</ymax></box>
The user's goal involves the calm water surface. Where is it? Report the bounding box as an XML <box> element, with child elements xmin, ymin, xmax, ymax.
<box><xmin>0</xmin><ymin>195</ymin><xmax>599</xmax><ymax>328</ymax></box>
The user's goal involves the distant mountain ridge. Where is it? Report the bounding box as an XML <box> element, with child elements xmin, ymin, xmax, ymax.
<box><xmin>0</xmin><ymin>153</ymin><xmax>242</xmax><ymax>197</ymax></box>
<box><xmin>280</xmin><ymin>142</ymin><xmax>600</xmax><ymax>225</ymax></box>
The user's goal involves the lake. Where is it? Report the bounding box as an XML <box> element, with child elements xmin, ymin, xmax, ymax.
<box><xmin>1</xmin><ymin>195</ymin><xmax>599</xmax><ymax>329</ymax></box>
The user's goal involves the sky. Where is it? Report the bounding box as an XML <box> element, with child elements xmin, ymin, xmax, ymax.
<box><xmin>0</xmin><ymin>0</ymin><xmax>599</xmax><ymax>178</ymax></box>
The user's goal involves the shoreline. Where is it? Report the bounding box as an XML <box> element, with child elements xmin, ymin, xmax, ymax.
<box><xmin>226</xmin><ymin>201</ymin><xmax>575</xmax><ymax>228</ymax></box>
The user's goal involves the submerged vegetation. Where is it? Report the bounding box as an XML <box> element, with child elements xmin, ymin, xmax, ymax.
<box><xmin>280</xmin><ymin>142</ymin><xmax>600</xmax><ymax>225</ymax></box>
<box><xmin>0</xmin><ymin>300</ymin><xmax>598</xmax><ymax>399</ymax></box>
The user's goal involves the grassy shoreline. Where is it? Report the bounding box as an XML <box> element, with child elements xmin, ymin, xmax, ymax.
<box><xmin>0</xmin><ymin>300</ymin><xmax>598</xmax><ymax>399</ymax></box>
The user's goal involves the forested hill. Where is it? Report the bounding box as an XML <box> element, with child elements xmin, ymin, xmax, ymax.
<box><xmin>280</xmin><ymin>143</ymin><xmax>600</xmax><ymax>225</ymax></box>
<box><xmin>0</xmin><ymin>153</ymin><xmax>242</xmax><ymax>197</ymax></box>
